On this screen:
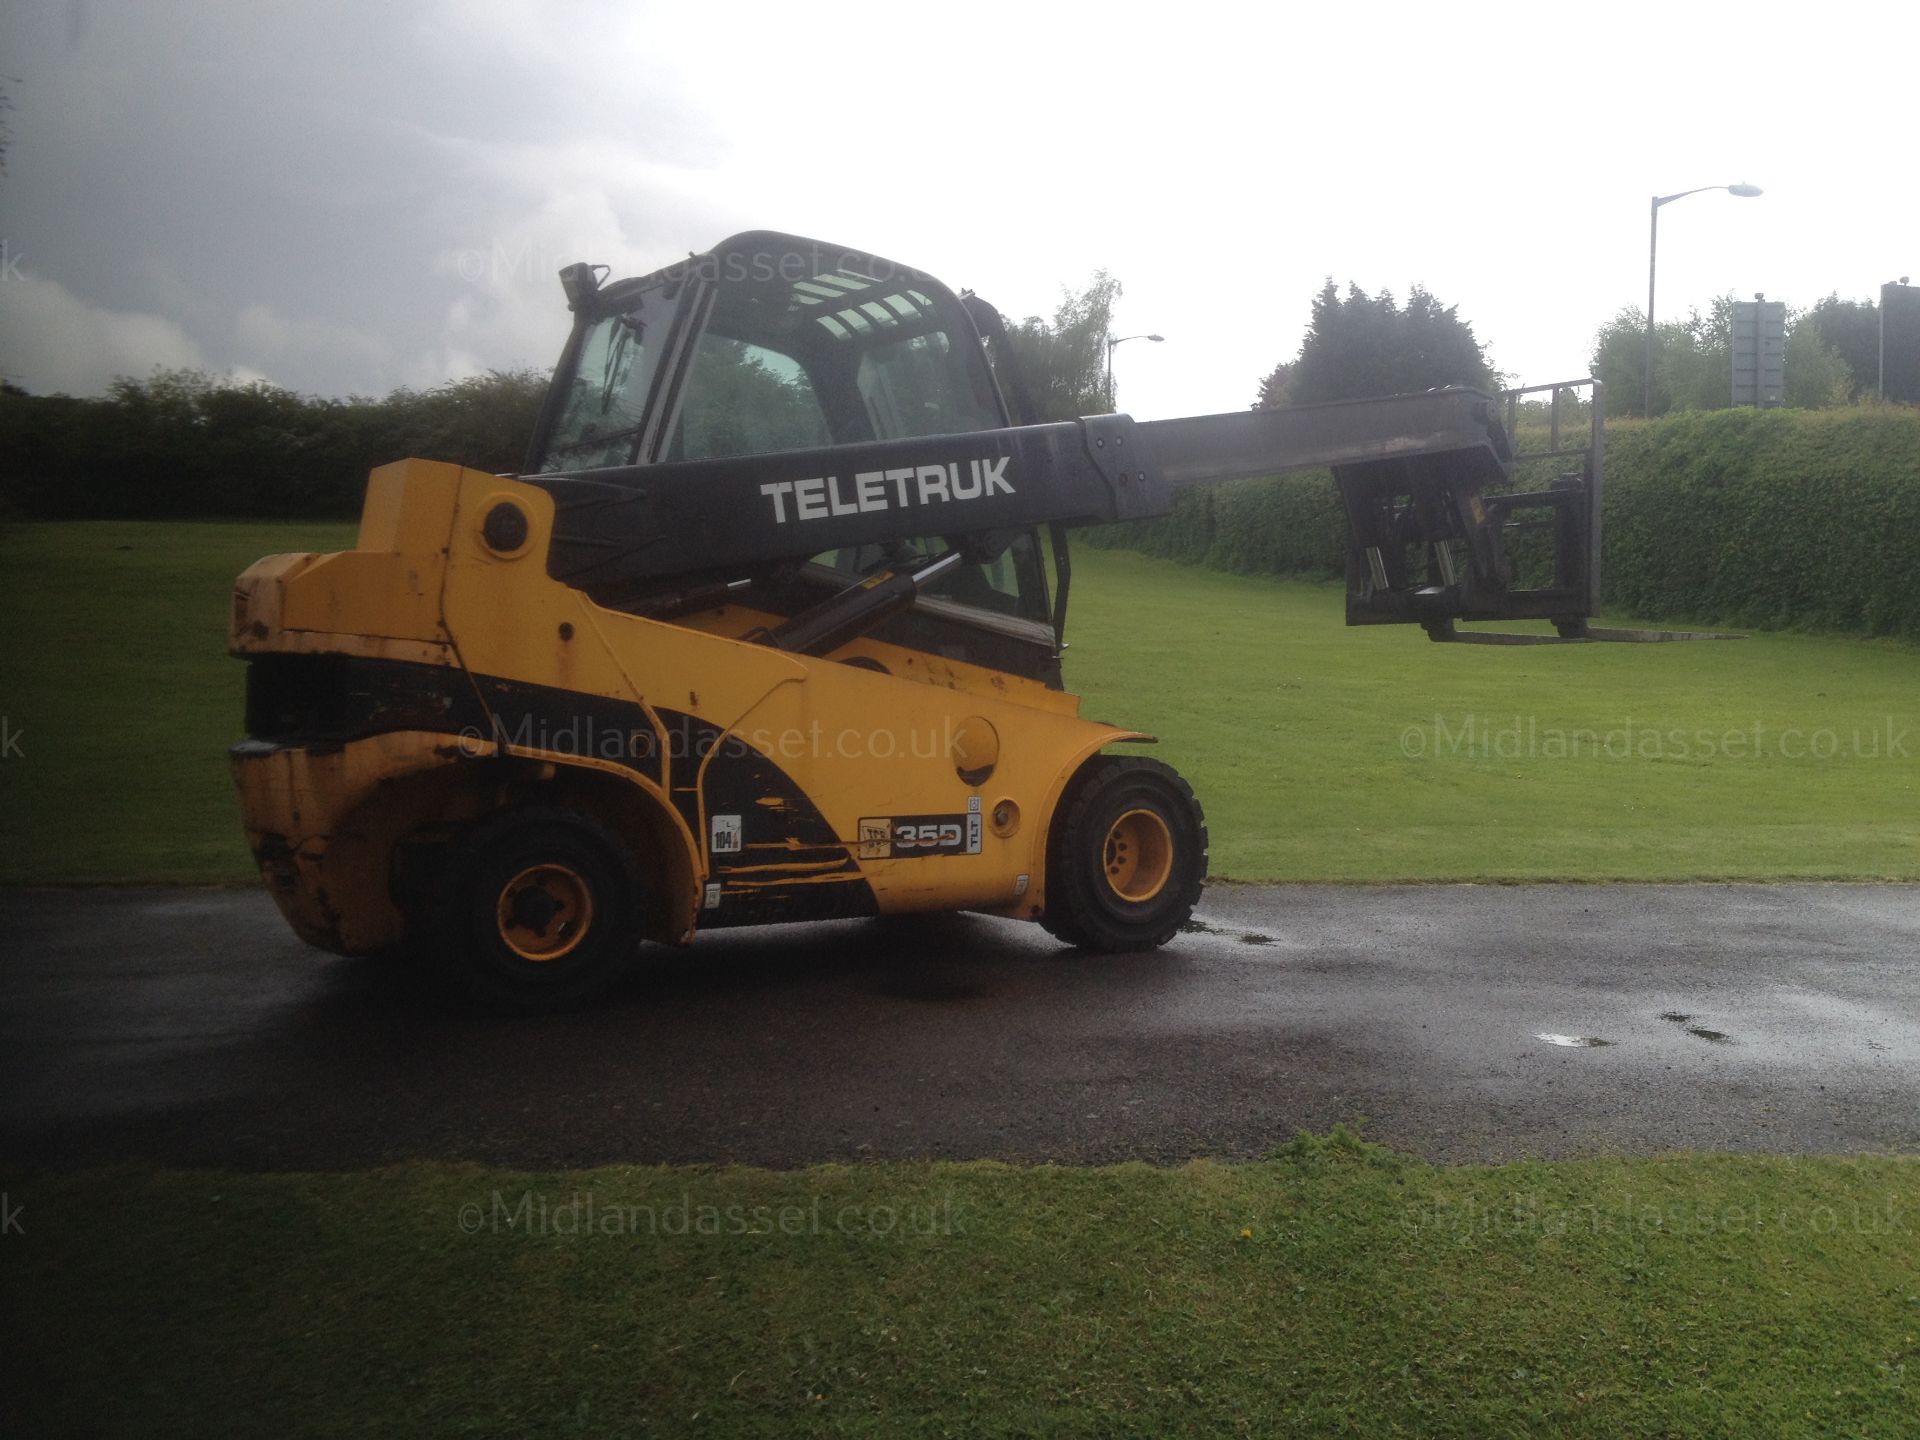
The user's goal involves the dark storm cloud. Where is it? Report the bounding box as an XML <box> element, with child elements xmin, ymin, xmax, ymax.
<box><xmin>0</xmin><ymin>0</ymin><xmax>723</xmax><ymax>395</ymax></box>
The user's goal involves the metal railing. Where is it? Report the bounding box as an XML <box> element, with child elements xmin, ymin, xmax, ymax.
<box><xmin>1500</xmin><ymin>377</ymin><xmax>1604</xmax><ymax>617</ymax></box>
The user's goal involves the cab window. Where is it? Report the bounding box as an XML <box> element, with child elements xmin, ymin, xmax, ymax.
<box><xmin>678</xmin><ymin>338</ymin><xmax>830</xmax><ymax>460</ymax></box>
<box><xmin>856</xmin><ymin>331</ymin><xmax>999</xmax><ymax>439</ymax></box>
<box><xmin>813</xmin><ymin>532</ymin><xmax>1050</xmax><ymax>625</ymax></box>
<box><xmin>593</xmin><ymin>251</ymin><xmax>1051</xmax><ymax>632</ymax></box>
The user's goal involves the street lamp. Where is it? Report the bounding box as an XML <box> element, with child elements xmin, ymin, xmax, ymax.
<box><xmin>1105</xmin><ymin>332</ymin><xmax>1164</xmax><ymax>409</ymax></box>
<box><xmin>1645</xmin><ymin>182</ymin><xmax>1763</xmax><ymax>417</ymax></box>
<box><xmin>1880</xmin><ymin>276</ymin><xmax>1911</xmax><ymax>401</ymax></box>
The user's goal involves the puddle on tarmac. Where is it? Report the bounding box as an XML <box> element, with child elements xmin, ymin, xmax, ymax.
<box><xmin>1180</xmin><ymin>919</ymin><xmax>1278</xmax><ymax>946</ymax></box>
<box><xmin>1536</xmin><ymin>1033</ymin><xmax>1613</xmax><ymax>1048</ymax></box>
<box><xmin>1661</xmin><ymin>1011</ymin><xmax>1733</xmax><ymax>1044</ymax></box>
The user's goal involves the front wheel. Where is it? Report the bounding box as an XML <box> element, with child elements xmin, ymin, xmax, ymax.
<box><xmin>1041</xmin><ymin>756</ymin><xmax>1208</xmax><ymax>952</ymax></box>
<box><xmin>424</xmin><ymin>808</ymin><xmax>643</xmax><ymax>1011</ymax></box>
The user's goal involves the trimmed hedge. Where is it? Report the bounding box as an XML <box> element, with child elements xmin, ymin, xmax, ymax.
<box><xmin>1082</xmin><ymin>407</ymin><xmax>1920</xmax><ymax>639</ymax></box>
<box><xmin>0</xmin><ymin>369</ymin><xmax>547</xmax><ymax>521</ymax></box>
<box><xmin>1604</xmin><ymin>408</ymin><xmax>1920</xmax><ymax>637</ymax></box>
<box><xmin>1086</xmin><ymin>471</ymin><xmax>1347</xmax><ymax>580</ymax></box>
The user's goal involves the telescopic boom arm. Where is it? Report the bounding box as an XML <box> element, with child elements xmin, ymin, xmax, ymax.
<box><xmin>527</xmin><ymin>382</ymin><xmax>1595</xmax><ymax>650</ymax></box>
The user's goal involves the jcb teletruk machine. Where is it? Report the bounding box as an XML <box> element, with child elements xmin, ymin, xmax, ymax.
<box><xmin>231</xmin><ymin>232</ymin><xmax>1602</xmax><ymax>1007</ymax></box>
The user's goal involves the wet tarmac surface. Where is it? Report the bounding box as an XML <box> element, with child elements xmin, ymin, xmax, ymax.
<box><xmin>3</xmin><ymin>883</ymin><xmax>1917</xmax><ymax>1171</ymax></box>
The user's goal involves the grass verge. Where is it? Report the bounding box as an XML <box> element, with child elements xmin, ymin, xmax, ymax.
<box><xmin>0</xmin><ymin>520</ymin><xmax>353</xmax><ymax>883</ymax></box>
<box><xmin>1062</xmin><ymin>552</ymin><xmax>1919</xmax><ymax>881</ymax></box>
<box><xmin>4</xmin><ymin>1143</ymin><xmax>1916</xmax><ymax>1436</ymax></box>
<box><xmin>0</xmin><ymin>522</ymin><xmax>1913</xmax><ymax>883</ymax></box>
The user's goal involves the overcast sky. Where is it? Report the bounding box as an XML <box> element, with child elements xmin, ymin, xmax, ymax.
<box><xmin>1</xmin><ymin>0</ymin><xmax>1911</xmax><ymax>421</ymax></box>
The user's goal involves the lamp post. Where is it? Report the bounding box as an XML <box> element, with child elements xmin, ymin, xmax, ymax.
<box><xmin>1105</xmin><ymin>332</ymin><xmax>1164</xmax><ymax>410</ymax></box>
<box><xmin>1881</xmin><ymin>276</ymin><xmax>1911</xmax><ymax>401</ymax></box>
<box><xmin>1645</xmin><ymin>182</ymin><xmax>1762</xmax><ymax>417</ymax></box>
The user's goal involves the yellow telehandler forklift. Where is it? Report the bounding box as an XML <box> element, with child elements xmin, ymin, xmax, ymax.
<box><xmin>230</xmin><ymin>231</ymin><xmax>1602</xmax><ymax>1007</ymax></box>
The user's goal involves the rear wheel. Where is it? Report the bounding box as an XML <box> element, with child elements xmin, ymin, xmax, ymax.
<box><xmin>425</xmin><ymin>808</ymin><xmax>643</xmax><ymax>1011</ymax></box>
<box><xmin>1041</xmin><ymin>756</ymin><xmax>1207</xmax><ymax>952</ymax></box>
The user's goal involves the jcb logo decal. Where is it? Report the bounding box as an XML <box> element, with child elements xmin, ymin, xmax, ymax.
<box><xmin>856</xmin><ymin>808</ymin><xmax>982</xmax><ymax>859</ymax></box>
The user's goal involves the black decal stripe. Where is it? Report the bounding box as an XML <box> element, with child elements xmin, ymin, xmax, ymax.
<box><xmin>246</xmin><ymin>652</ymin><xmax>667</xmax><ymax>783</ymax></box>
<box><xmin>243</xmin><ymin>653</ymin><xmax>875</xmax><ymax>911</ymax></box>
<box><xmin>654</xmin><ymin>706</ymin><xmax>864</xmax><ymax>886</ymax></box>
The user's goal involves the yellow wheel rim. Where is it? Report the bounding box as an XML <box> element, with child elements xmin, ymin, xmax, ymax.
<box><xmin>495</xmin><ymin>863</ymin><xmax>594</xmax><ymax>962</ymax></box>
<box><xmin>1102</xmin><ymin>808</ymin><xmax>1174</xmax><ymax>903</ymax></box>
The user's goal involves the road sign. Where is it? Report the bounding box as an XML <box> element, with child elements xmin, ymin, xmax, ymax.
<box><xmin>1731</xmin><ymin>297</ymin><xmax>1786</xmax><ymax>407</ymax></box>
<box><xmin>1885</xmin><ymin>283</ymin><xmax>1920</xmax><ymax>405</ymax></box>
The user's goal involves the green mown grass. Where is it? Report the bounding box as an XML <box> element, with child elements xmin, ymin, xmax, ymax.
<box><xmin>4</xmin><ymin>526</ymin><xmax>1916</xmax><ymax>1435</ymax></box>
<box><xmin>5</xmin><ymin>1142</ymin><xmax>1917</xmax><ymax>1436</ymax></box>
<box><xmin>0</xmin><ymin>520</ymin><xmax>355</xmax><ymax>883</ymax></box>
<box><xmin>1</xmin><ymin>521</ymin><xmax>1914</xmax><ymax>884</ymax></box>
<box><xmin>1062</xmin><ymin>554</ymin><xmax>1919</xmax><ymax>881</ymax></box>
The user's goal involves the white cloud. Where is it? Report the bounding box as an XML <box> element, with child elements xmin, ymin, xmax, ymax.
<box><xmin>0</xmin><ymin>271</ymin><xmax>209</xmax><ymax>395</ymax></box>
<box><xmin>2</xmin><ymin>0</ymin><xmax>1914</xmax><ymax>417</ymax></box>
<box><xmin>231</xmin><ymin>302</ymin><xmax>392</xmax><ymax>393</ymax></box>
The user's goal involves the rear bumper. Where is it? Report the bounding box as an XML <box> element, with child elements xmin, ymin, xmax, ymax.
<box><xmin>232</xmin><ymin>732</ymin><xmax>475</xmax><ymax>956</ymax></box>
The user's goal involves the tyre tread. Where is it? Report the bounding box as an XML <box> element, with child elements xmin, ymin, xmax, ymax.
<box><xmin>1040</xmin><ymin>755</ymin><xmax>1208</xmax><ymax>952</ymax></box>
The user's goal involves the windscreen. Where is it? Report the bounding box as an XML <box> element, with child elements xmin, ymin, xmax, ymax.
<box><xmin>533</xmin><ymin>280</ymin><xmax>681</xmax><ymax>472</ymax></box>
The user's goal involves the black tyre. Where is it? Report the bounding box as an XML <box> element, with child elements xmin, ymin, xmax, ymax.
<box><xmin>1041</xmin><ymin>756</ymin><xmax>1208</xmax><ymax>952</ymax></box>
<box><xmin>425</xmin><ymin>807</ymin><xmax>643</xmax><ymax>1012</ymax></box>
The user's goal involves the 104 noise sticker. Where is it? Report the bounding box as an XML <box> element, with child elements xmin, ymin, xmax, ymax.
<box><xmin>858</xmin><ymin>796</ymin><xmax>983</xmax><ymax>859</ymax></box>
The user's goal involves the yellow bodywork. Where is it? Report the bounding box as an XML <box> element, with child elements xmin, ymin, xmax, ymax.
<box><xmin>231</xmin><ymin>460</ymin><xmax>1145</xmax><ymax>955</ymax></box>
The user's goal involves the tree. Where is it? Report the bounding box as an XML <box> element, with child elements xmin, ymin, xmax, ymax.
<box><xmin>1593</xmin><ymin>300</ymin><xmax>1735</xmax><ymax>415</ymax></box>
<box><xmin>1001</xmin><ymin>273</ymin><xmax>1121</xmax><ymax>422</ymax></box>
<box><xmin>1803</xmin><ymin>294</ymin><xmax>1878</xmax><ymax>400</ymax></box>
<box><xmin>1263</xmin><ymin>280</ymin><xmax>1496</xmax><ymax>408</ymax></box>
<box><xmin>1783</xmin><ymin>319</ymin><xmax>1852</xmax><ymax>408</ymax></box>
<box><xmin>1252</xmin><ymin>361</ymin><xmax>1294</xmax><ymax>410</ymax></box>
<box><xmin>1591</xmin><ymin>297</ymin><xmax>1852</xmax><ymax>415</ymax></box>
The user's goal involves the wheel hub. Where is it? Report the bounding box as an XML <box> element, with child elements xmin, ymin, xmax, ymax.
<box><xmin>1102</xmin><ymin>808</ymin><xmax>1174</xmax><ymax>903</ymax></box>
<box><xmin>495</xmin><ymin>863</ymin><xmax>593</xmax><ymax>961</ymax></box>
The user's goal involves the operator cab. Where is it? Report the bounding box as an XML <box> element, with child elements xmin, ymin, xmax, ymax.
<box><xmin>526</xmin><ymin>232</ymin><xmax>1062</xmax><ymax>684</ymax></box>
